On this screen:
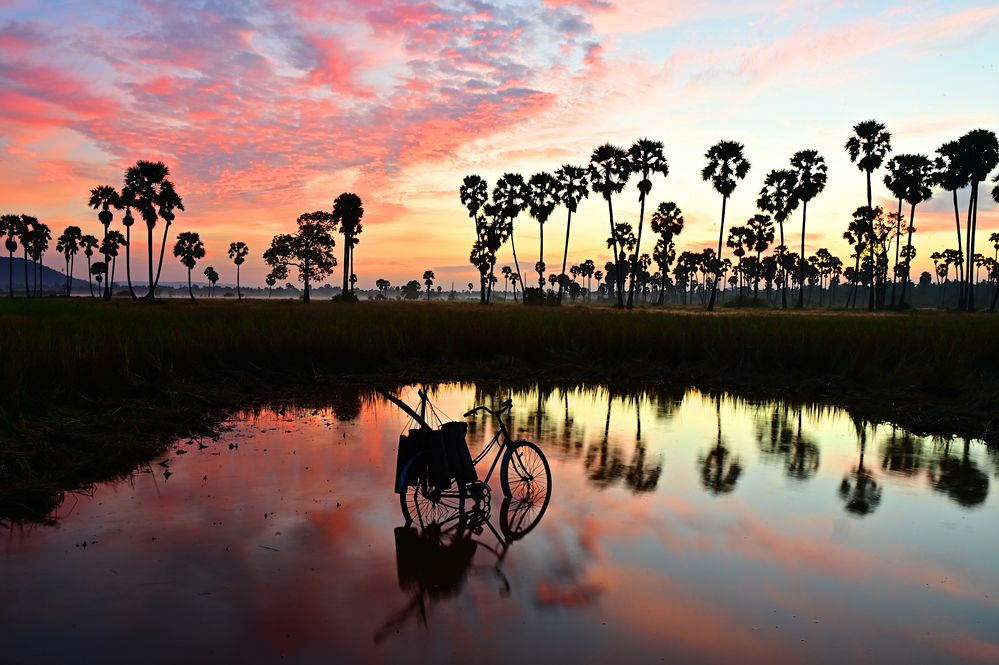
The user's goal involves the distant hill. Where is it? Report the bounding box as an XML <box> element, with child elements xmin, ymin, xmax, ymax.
<box><xmin>0</xmin><ymin>256</ymin><xmax>90</xmax><ymax>294</ymax></box>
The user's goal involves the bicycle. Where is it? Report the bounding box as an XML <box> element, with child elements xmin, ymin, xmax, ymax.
<box><xmin>383</xmin><ymin>389</ymin><xmax>551</xmax><ymax>536</ymax></box>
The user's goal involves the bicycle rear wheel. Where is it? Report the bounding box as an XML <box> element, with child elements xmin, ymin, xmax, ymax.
<box><xmin>500</xmin><ymin>440</ymin><xmax>551</xmax><ymax>501</ymax></box>
<box><xmin>399</xmin><ymin>453</ymin><xmax>465</xmax><ymax>527</ymax></box>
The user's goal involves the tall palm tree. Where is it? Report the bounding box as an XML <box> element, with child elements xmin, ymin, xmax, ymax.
<box><xmin>332</xmin><ymin>192</ymin><xmax>364</xmax><ymax>296</ymax></box>
<box><xmin>789</xmin><ymin>150</ymin><xmax>827</xmax><ymax>308</ymax></box>
<box><xmin>80</xmin><ymin>234</ymin><xmax>98</xmax><ymax>298</ymax></box>
<box><xmin>552</xmin><ymin>165</ymin><xmax>589</xmax><ymax>305</ymax></box>
<box><xmin>757</xmin><ymin>169</ymin><xmax>798</xmax><ymax>308</ymax></box>
<box><xmin>19</xmin><ymin>216</ymin><xmax>43</xmax><ymax>297</ymax></box>
<box><xmin>87</xmin><ymin>185</ymin><xmax>122</xmax><ymax>299</ymax></box>
<box><xmin>845</xmin><ymin>120</ymin><xmax>892</xmax><ymax>310</ymax></box>
<box><xmin>0</xmin><ymin>214</ymin><xmax>23</xmax><ymax>297</ymax></box>
<box><xmin>173</xmin><ymin>232</ymin><xmax>205</xmax><ymax>300</ymax></box>
<box><xmin>933</xmin><ymin>140</ymin><xmax>969</xmax><ymax>304</ymax></box>
<box><xmin>884</xmin><ymin>154</ymin><xmax>934</xmax><ymax>307</ymax></box>
<box><xmin>228</xmin><ymin>241</ymin><xmax>249</xmax><ymax>300</ymax></box>
<box><xmin>588</xmin><ymin>144</ymin><xmax>632</xmax><ymax>308</ymax></box>
<box><xmin>625</xmin><ymin>139</ymin><xmax>669</xmax><ymax>309</ymax></box>
<box><xmin>956</xmin><ymin>129</ymin><xmax>999</xmax><ymax>311</ymax></box>
<box><xmin>119</xmin><ymin>187</ymin><xmax>139</xmax><ymax>299</ymax></box>
<box><xmin>527</xmin><ymin>172</ymin><xmax>559</xmax><ymax>289</ymax></box>
<box><xmin>492</xmin><ymin>173</ymin><xmax>528</xmax><ymax>293</ymax></box>
<box><xmin>423</xmin><ymin>270</ymin><xmax>435</xmax><ymax>300</ymax></box>
<box><xmin>460</xmin><ymin>175</ymin><xmax>491</xmax><ymax>303</ymax></box>
<box><xmin>123</xmin><ymin>161</ymin><xmax>184</xmax><ymax>302</ymax></box>
<box><xmin>55</xmin><ymin>226</ymin><xmax>83</xmax><ymax>297</ymax></box>
<box><xmin>99</xmin><ymin>230</ymin><xmax>125</xmax><ymax>297</ymax></box>
<box><xmin>265</xmin><ymin>273</ymin><xmax>276</xmax><ymax>297</ymax></box>
<box><xmin>650</xmin><ymin>202</ymin><xmax>684</xmax><ymax>304</ymax></box>
<box><xmin>701</xmin><ymin>140</ymin><xmax>750</xmax><ymax>311</ymax></box>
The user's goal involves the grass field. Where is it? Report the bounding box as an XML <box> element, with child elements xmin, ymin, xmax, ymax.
<box><xmin>2</xmin><ymin>297</ymin><xmax>998</xmax><ymax>520</ymax></box>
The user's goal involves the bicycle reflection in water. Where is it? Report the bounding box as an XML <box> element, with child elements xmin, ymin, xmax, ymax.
<box><xmin>375</xmin><ymin>390</ymin><xmax>553</xmax><ymax>643</ymax></box>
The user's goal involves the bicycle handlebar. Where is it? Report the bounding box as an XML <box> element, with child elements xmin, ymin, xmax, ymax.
<box><xmin>463</xmin><ymin>399</ymin><xmax>513</xmax><ymax>418</ymax></box>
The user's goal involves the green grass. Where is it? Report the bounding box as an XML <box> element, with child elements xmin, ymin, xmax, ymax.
<box><xmin>2</xmin><ymin>297</ymin><xmax>998</xmax><ymax>520</ymax></box>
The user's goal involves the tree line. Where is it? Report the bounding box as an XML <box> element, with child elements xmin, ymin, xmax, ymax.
<box><xmin>461</xmin><ymin>122</ymin><xmax>999</xmax><ymax>311</ymax></box>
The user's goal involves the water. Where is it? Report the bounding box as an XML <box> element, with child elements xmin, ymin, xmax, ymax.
<box><xmin>3</xmin><ymin>385</ymin><xmax>998</xmax><ymax>664</ymax></box>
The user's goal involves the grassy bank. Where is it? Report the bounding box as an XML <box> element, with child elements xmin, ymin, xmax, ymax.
<box><xmin>2</xmin><ymin>298</ymin><xmax>998</xmax><ymax>519</ymax></box>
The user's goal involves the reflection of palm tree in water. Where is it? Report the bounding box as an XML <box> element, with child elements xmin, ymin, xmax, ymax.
<box><xmin>698</xmin><ymin>397</ymin><xmax>742</xmax><ymax>495</ymax></box>
<box><xmin>839</xmin><ymin>418</ymin><xmax>882</xmax><ymax>516</ymax></box>
<box><xmin>786</xmin><ymin>409</ymin><xmax>819</xmax><ymax>481</ymax></box>
<box><xmin>756</xmin><ymin>402</ymin><xmax>818</xmax><ymax>481</ymax></box>
<box><xmin>880</xmin><ymin>426</ymin><xmax>923</xmax><ymax>477</ymax></box>
<box><xmin>586</xmin><ymin>391</ymin><xmax>627</xmax><ymax>488</ymax></box>
<box><xmin>929</xmin><ymin>439</ymin><xmax>989</xmax><ymax>508</ymax></box>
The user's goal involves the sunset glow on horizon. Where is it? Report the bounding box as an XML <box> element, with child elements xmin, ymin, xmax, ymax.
<box><xmin>2</xmin><ymin>0</ymin><xmax>998</xmax><ymax>288</ymax></box>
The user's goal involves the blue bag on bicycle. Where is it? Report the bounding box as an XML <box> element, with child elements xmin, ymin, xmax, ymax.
<box><xmin>441</xmin><ymin>421</ymin><xmax>477</xmax><ymax>485</ymax></box>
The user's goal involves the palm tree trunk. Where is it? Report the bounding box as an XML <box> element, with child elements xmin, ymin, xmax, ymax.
<box><xmin>707</xmin><ymin>195</ymin><xmax>726</xmax><ymax>311</ymax></box>
<box><xmin>22</xmin><ymin>248</ymin><xmax>30</xmax><ymax>297</ymax></box>
<box><xmin>952</xmin><ymin>189</ymin><xmax>964</xmax><ymax>306</ymax></box>
<box><xmin>147</xmin><ymin>225</ymin><xmax>155</xmax><ymax>302</ymax></box>
<box><xmin>899</xmin><ymin>203</ymin><xmax>916</xmax><ymax>307</ymax></box>
<box><xmin>236</xmin><ymin>263</ymin><xmax>242</xmax><ymax>300</ymax></box>
<box><xmin>188</xmin><ymin>267</ymin><xmax>194</xmax><ymax>300</ymax></box>
<box><xmin>890</xmin><ymin>198</ymin><xmax>902</xmax><ymax>306</ymax></box>
<box><xmin>304</xmin><ymin>257</ymin><xmax>311</xmax><ymax>304</ymax></box>
<box><xmin>538</xmin><ymin>222</ymin><xmax>545</xmax><ymax>289</ymax></box>
<box><xmin>509</xmin><ymin>220</ymin><xmax>524</xmax><ymax>301</ymax></box>
<box><xmin>967</xmin><ymin>184</ymin><xmax>979</xmax><ymax>311</ymax></box>
<box><xmin>627</xmin><ymin>193</ymin><xmax>648</xmax><ymax>309</ymax></box>
<box><xmin>86</xmin><ymin>254</ymin><xmax>93</xmax><ymax>298</ymax></box>
<box><xmin>109</xmin><ymin>257</ymin><xmax>116</xmax><ymax>298</ymax></box>
<box><xmin>102</xmin><ymin>221</ymin><xmax>111</xmax><ymax>300</ymax></box>
<box><xmin>125</xmin><ymin>226</ymin><xmax>137</xmax><ymax>299</ymax></box>
<box><xmin>65</xmin><ymin>256</ymin><xmax>71</xmax><ymax>296</ymax></box>
<box><xmin>866</xmin><ymin>170</ymin><xmax>876</xmax><ymax>311</ymax></box>
<box><xmin>605</xmin><ymin>197</ymin><xmax>624</xmax><ymax>308</ymax></box>
<box><xmin>7</xmin><ymin>249</ymin><xmax>13</xmax><ymax>298</ymax></box>
<box><xmin>796</xmin><ymin>201</ymin><xmax>808</xmax><ymax>308</ymax></box>
<box><xmin>153</xmin><ymin>222</ymin><xmax>171</xmax><ymax>296</ymax></box>
<box><xmin>557</xmin><ymin>209</ymin><xmax>573</xmax><ymax>305</ymax></box>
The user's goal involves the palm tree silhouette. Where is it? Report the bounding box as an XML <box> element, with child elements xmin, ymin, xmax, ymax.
<box><xmin>265</xmin><ymin>273</ymin><xmax>276</xmax><ymax>297</ymax></box>
<box><xmin>423</xmin><ymin>270</ymin><xmax>435</xmax><ymax>300</ymax></box>
<box><xmin>173</xmin><ymin>232</ymin><xmax>205</xmax><ymax>300</ymax></box>
<box><xmin>460</xmin><ymin>175</ymin><xmax>491</xmax><ymax>302</ymax></box>
<box><xmin>845</xmin><ymin>120</ymin><xmax>892</xmax><ymax>310</ymax></box>
<box><xmin>492</xmin><ymin>173</ymin><xmax>528</xmax><ymax>293</ymax></box>
<box><xmin>332</xmin><ymin>193</ymin><xmax>364</xmax><ymax>297</ymax></box>
<box><xmin>955</xmin><ymin>129</ymin><xmax>999</xmax><ymax>311</ymax></box>
<box><xmin>88</xmin><ymin>185</ymin><xmax>122</xmax><ymax>299</ymax></box>
<box><xmin>204</xmin><ymin>266</ymin><xmax>219</xmax><ymax>297</ymax></box>
<box><xmin>588</xmin><ymin>144</ymin><xmax>632</xmax><ymax>308</ymax></box>
<box><xmin>838</xmin><ymin>420</ymin><xmax>882</xmax><ymax>517</ymax></box>
<box><xmin>698</xmin><ymin>398</ymin><xmax>742</xmax><ymax>495</ymax></box>
<box><xmin>933</xmin><ymin>140</ymin><xmax>970</xmax><ymax>304</ymax></box>
<box><xmin>80</xmin><ymin>234</ymin><xmax>98</xmax><ymax>298</ymax></box>
<box><xmin>25</xmin><ymin>220</ymin><xmax>51</xmax><ymax>296</ymax></box>
<box><xmin>650</xmin><ymin>202</ymin><xmax>684</xmax><ymax>304</ymax></box>
<box><xmin>119</xmin><ymin>187</ymin><xmax>139</xmax><ymax>299</ymax></box>
<box><xmin>553</xmin><ymin>165</ymin><xmax>589</xmax><ymax>304</ymax></box>
<box><xmin>527</xmin><ymin>172</ymin><xmax>559</xmax><ymax>289</ymax></box>
<box><xmin>99</xmin><ymin>230</ymin><xmax>125</xmax><ymax>297</ymax></box>
<box><xmin>757</xmin><ymin>169</ymin><xmax>799</xmax><ymax>308</ymax></box>
<box><xmin>701</xmin><ymin>140</ymin><xmax>751</xmax><ymax>311</ymax></box>
<box><xmin>789</xmin><ymin>150</ymin><xmax>827</xmax><ymax>308</ymax></box>
<box><xmin>0</xmin><ymin>214</ymin><xmax>22</xmax><ymax>297</ymax></box>
<box><xmin>929</xmin><ymin>440</ymin><xmax>989</xmax><ymax>508</ymax></box>
<box><xmin>884</xmin><ymin>154</ymin><xmax>934</xmax><ymax>307</ymax></box>
<box><xmin>625</xmin><ymin>139</ymin><xmax>669</xmax><ymax>309</ymax></box>
<box><xmin>123</xmin><ymin>161</ymin><xmax>184</xmax><ymax>302</ymax></box>
<box><xmin>55</xmin><ymin>226</ymin><xmax>83</xmax><ymax>297</ymax></box>
<box><xmin>15</xmin><ymin>214</ymin><xmax>37</xmax><ymax>297</ymax></box>
<box><xmin>227</xmin><ymin>241</ymin><xmax>249</xmax><ymax>300</ymax></box>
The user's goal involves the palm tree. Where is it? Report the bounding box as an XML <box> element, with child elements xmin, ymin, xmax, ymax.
<box><xmin>123</xmin><ymin>161</ymin><xmax>184</xmax><ymax>302</ymax></box>
<box><xmin>55</xmin><ymin>226</ymin><xmax>83</xmax><ymax>297</ymax></box>
<box><xmin>845</xmin><ymin>120</ymin><xmax>892</xmax><ymax>310</ymax></box>
<box><xmin>746</xmin><ymin>213</ymin><xmax>775</xmax><ymax>298</ymax></box>
<box><xmin>527</xmin><ymin>172</ymin><xmax>559</xmax><ymax>289</ymax></box>
<box><xmin>265</xmin><ymin>273</ymin><xmax>276</xmax><ymax>297</ymax></box>
<box><xmin>332</xmin><ymin>193</ymin><xmax>364</xmax><ymax>297</ymax></box>
<box><xmin>119</xmin><ymin>187</ymin><xmax>139</xmax><ymax>299</ymax></box>
<box><xmin>501</xmin><ymin>265</ymin><xmax>512</xmax><ymax>299</ymax></box>
<box><xmin>553</xmin><ymin>165</ymin><xmax>589</xmax><ymax>304</ymax></box>
<box><xmin>228</xmin><ymin>241</ymin><xmax>249</xmax><ymax>300</ymax></box>
<box><xmin>492</xmin><ymin>173</ymin><xmax>528</xmax><ymax>294</ymax></box>
<box><xmin>757</xmin><ymin>169</ymin><xmax>798</xmax><ymax>307</ymax></box>
<box><xmin>625</xmin><ymin>139</ymin><xmax>669</xmax><ymax>309</ymax></box>
<box><xmin>884</xmin><ymin>154</ymin><xmax>934</xmax><ymax>307</ymax></box>
<box><xmin>789</xmin><ymin>150</ymin><xmax>827</xmax><ymax>308</ymax></box>
<box><xmin>173</xmin><ymin>232</ymin><xmax>205</xmax><ymax>300</ymax></box>
<box><xmin>99</xmin><ymin>230</ymin><xmax>126</xmax><ymax>297</ymax></box>
<box><xmin>588</xmin><ymin>144</ymin><xmax>632</xmax><ymax>308</ymax></box>
<box><xmin>701</xmin><ymin>140</ymin><xmax>751</xmax><ymax>311</ymax></box>
<box><xmin>956</xmin><ymin>129</ymin><xmax>999</xmax><ymax>311</ymax></box>
<box><xmin>650</xmin><ymin>202</ymin><xmax>684</xmax><ymax>304</ymax></box>
<box><xmin>0</xmin><ymin>214</ymin><xmax>23</xmax><ymax>297</ymax></box>
<box><xmin>87</xmin><ymin>185</ymin><xmax>122</xmax><ymax>299</ymax></box>
<box><xmin>423</xmin><ymin>270</ymin><xmax>435</xmax><ymax>300</ymax></box>
<box><xmin>24</xmin><ymin>218</ymin><xmax>50</xmax><ymax>297</ymax></box>
<box><xmin>16</xmin><ymin>215</ymin><xmax>37</xmax><ymax>297</ymax></box>
<box><xmin>204</xmin><ymin>266</ymin><xmax>219</xmax><ymax>297</ymax></box>
<box><xmin>460</xmin><ymin>175</ymin><xmax>491</xmax><ymax>303</ymax></box>
<box><xmin>933</xmin><ymin>141</ymin><xmax>970</xmax><ymax>304</ymax></box>
<box><xmin>80</xmin><ymin>234</ymin><xmax>98</xmax><ymax>298</ymax></box>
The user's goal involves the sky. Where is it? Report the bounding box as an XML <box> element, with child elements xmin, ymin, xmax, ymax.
<box><xmin>1</xmin><ymin>0</ymin><xmax>998</xmax><ymax>288</ymax></box>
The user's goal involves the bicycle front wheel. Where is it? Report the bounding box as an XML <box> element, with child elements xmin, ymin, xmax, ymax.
<box><xmin>500</xmin><ymin>440</ymin><xmax>551</xmax><ymax>501</ymax></box>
